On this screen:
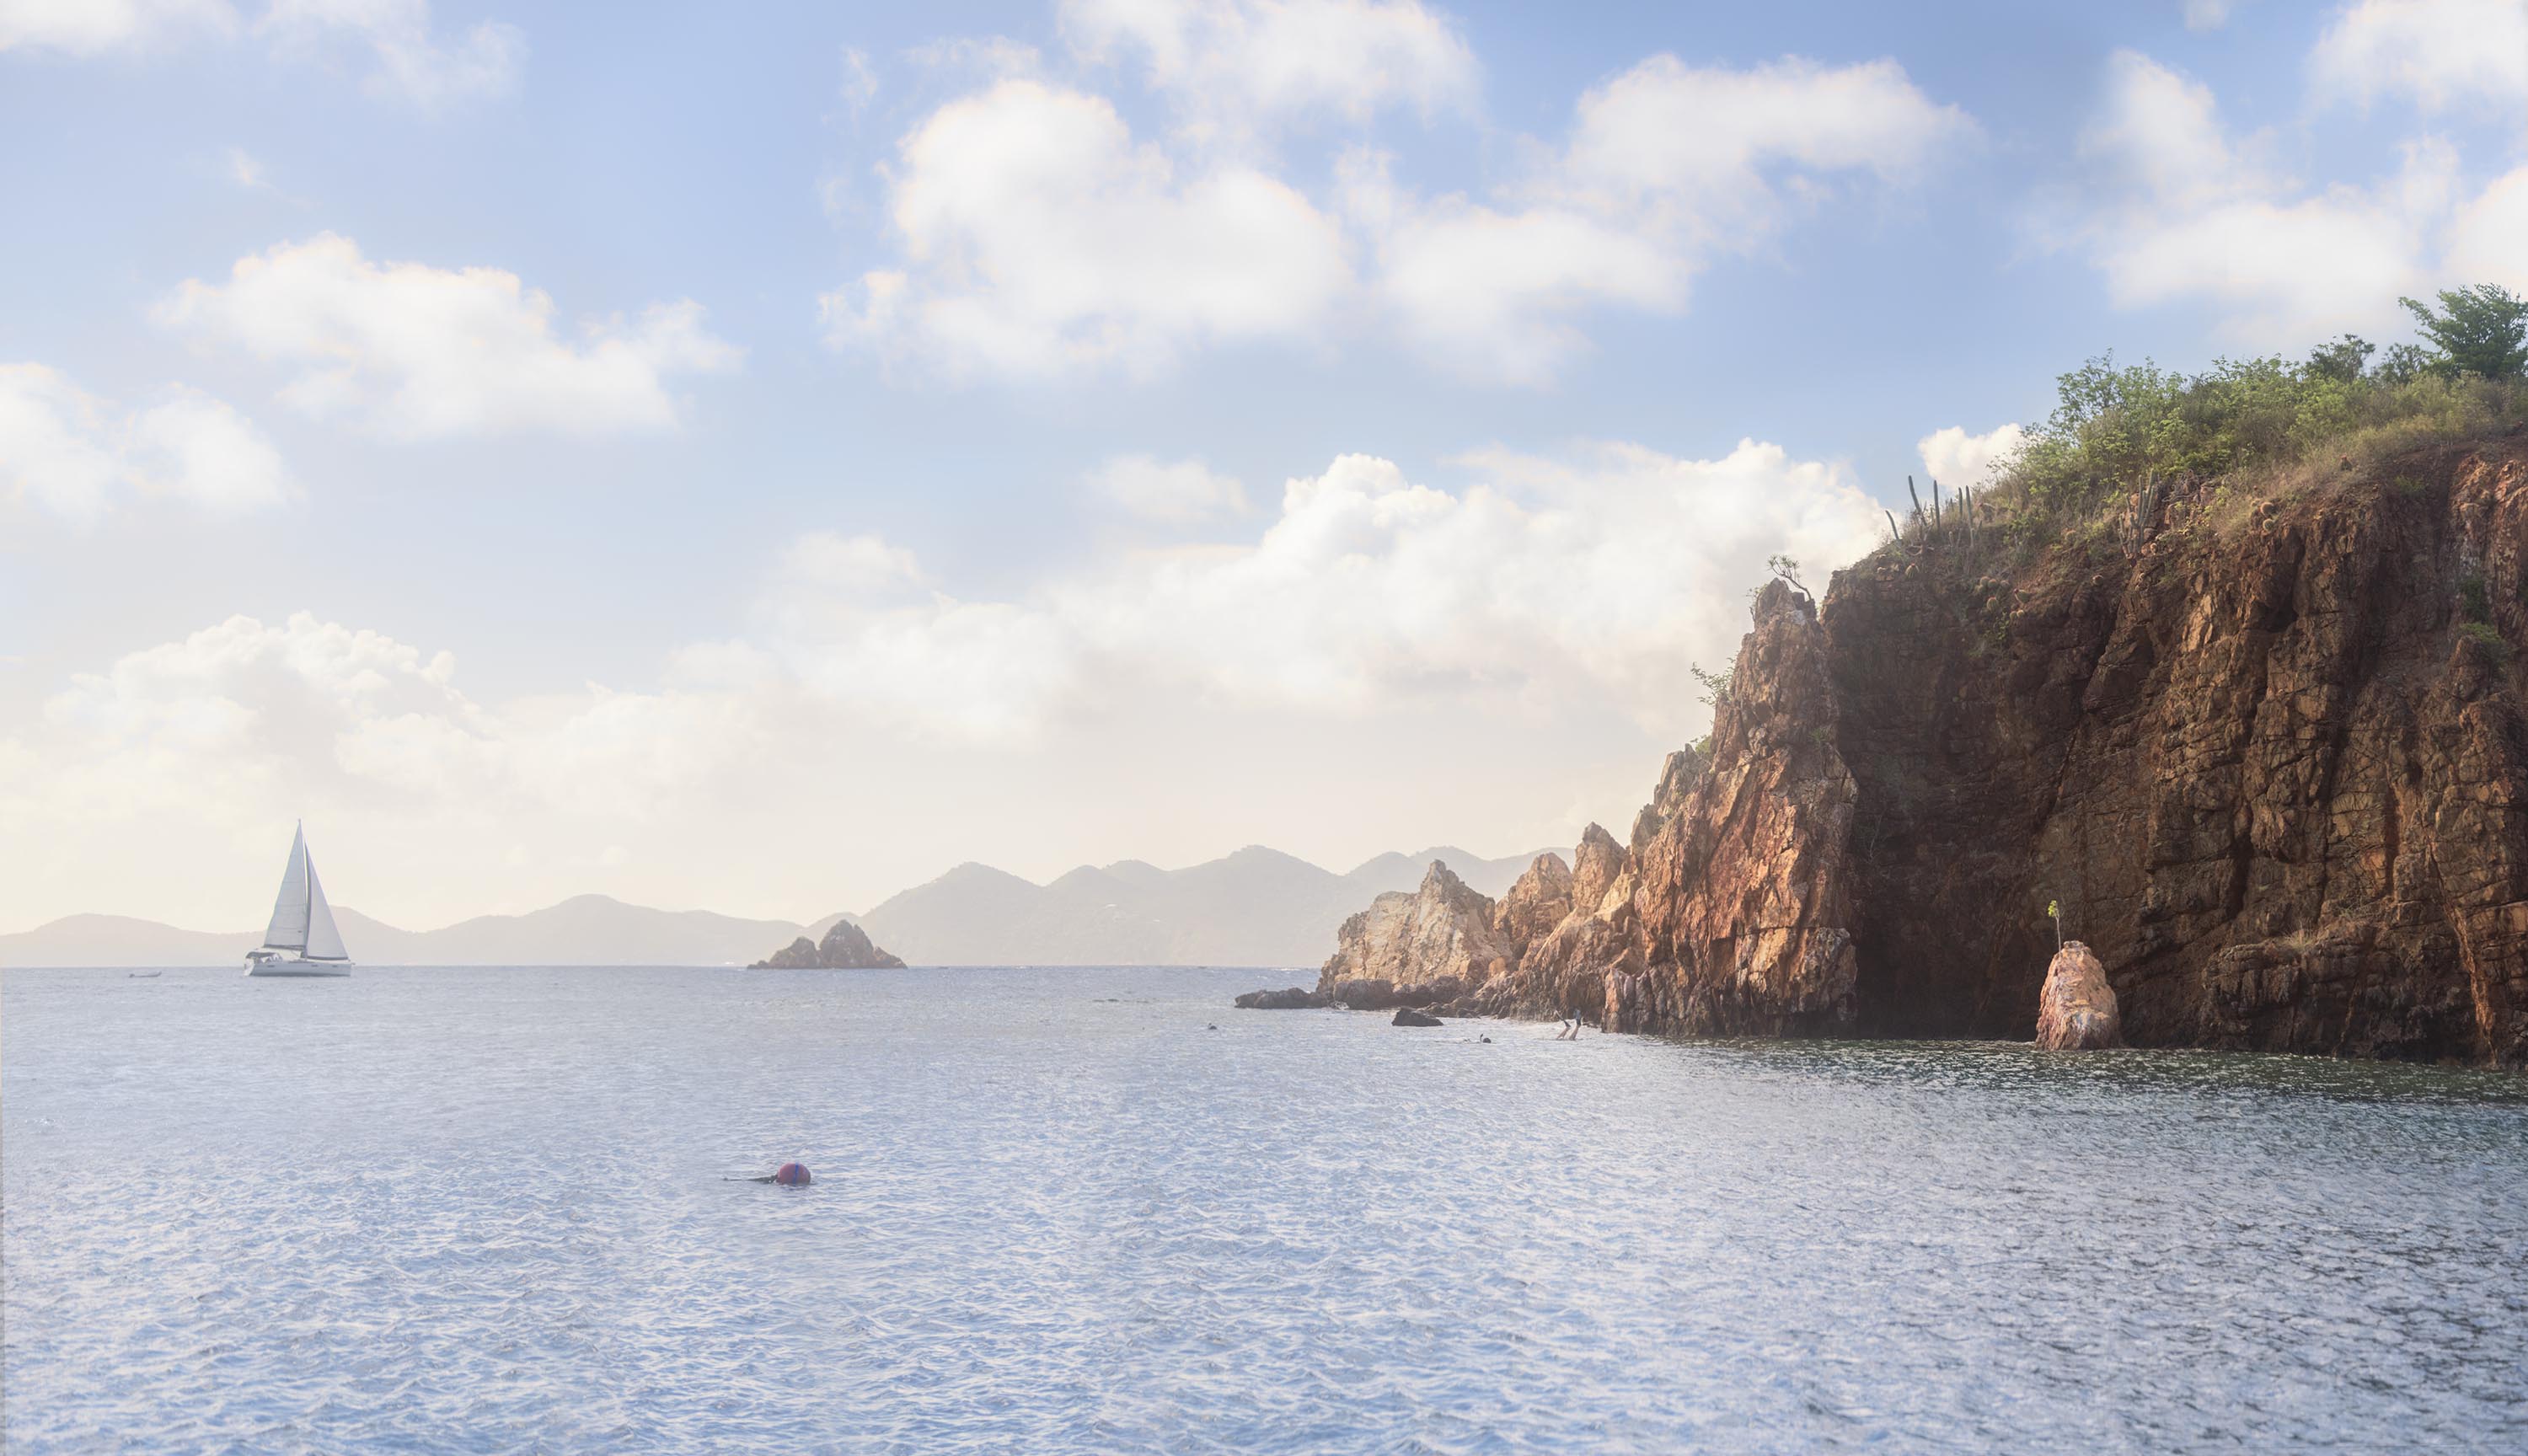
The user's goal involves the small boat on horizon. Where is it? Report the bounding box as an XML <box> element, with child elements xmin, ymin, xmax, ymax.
<box><xmin>245</xmin><ymin>822</ymin><xmax>353</xmax><ymax>977</ymax></box>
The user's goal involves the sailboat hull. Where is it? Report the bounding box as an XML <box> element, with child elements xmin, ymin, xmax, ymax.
<box><xmin>244</xmin><ymin>952</ymin><xmax>352</xmax><ymax>977</ymax></box>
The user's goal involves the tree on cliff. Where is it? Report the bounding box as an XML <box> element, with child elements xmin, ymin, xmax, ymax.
<box><xmin>2399</xmin><ymin>285</ymin><xmax>2527</xmax><ymax>383</ymax></box>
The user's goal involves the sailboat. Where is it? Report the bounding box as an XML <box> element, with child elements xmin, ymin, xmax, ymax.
<box><xmin>244</xmin><ymin>822</ymin><xmax>353</xmax><ymax>977</ymax></box>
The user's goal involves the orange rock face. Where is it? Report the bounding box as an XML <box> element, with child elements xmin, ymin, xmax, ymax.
<box><xmin>1612</xmin><ymin>581</ymin><xmax>1859</xmax><ymax>1035</ymax></box>
<box><xmin>2034</xmin><ymin>942</ymin><xmax>2121</xmax><ymax>1049</ymax></box>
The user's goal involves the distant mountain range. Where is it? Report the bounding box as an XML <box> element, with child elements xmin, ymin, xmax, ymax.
<box><xmin>0</xmin><ymin>845</ymin><xmax>1552</xmax><ymax>969</ymax></box>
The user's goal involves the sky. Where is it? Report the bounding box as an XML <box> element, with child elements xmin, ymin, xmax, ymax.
<box><xmin>3</xmin><ymin>0</ymin><xmax>2525</xmax><ymax>934</ymax></box>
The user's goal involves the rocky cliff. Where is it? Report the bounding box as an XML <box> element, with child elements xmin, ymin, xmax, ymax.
<box><xmin>752</xmin><ymin>919</ymin><xmax>908</xmax><ymax>970</ymax></box>
<box><xmin>1303</xmin><ymin>440</ymin><xmax>2528</xmax><ymax>1067</ymax></box>
<box><xmin>1827</xmin><ymin>441</ymin><xmax>2526</xmax><ymax>1065</ymax></box>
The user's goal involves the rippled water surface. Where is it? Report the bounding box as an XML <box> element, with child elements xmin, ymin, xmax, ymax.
<box><xmin>6</xmin><ymin>966</ymin><xmax>2526</xmax><ymax>1453</ymax></box>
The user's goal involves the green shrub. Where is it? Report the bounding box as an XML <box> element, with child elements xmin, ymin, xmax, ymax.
<box><xmin>2458</xmin><ymin>622</ymin><xmax>2509</xmax><ymax>659</ymax></box>
<box><xmin>1984</xmin><ymin>298</ymin><xmax>2526</xmax><ymax>550</ymax></box>
<box><xmin>2460</xmin><ymin>572</ymin><xmax>2490</xmax><ymax>622</ymax></box>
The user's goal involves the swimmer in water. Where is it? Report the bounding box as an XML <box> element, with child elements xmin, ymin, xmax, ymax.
<box><xmin>735</xmin><ymin>1162</ymin><xmax>812</xmax><ymax>1186</ymax></box>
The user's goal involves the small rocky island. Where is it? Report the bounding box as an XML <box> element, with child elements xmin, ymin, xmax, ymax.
<box><xmin>752</xmin><ymin>919</ymin><xmax>906</xmax><ymax>970</ymax></box>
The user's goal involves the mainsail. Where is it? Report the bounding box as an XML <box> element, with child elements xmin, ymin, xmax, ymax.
<box><xmin>262</xmin><ymin>824</ymin><xmax>312</xmax><ymax>952</ymax></box>
<box><xmin>260</xmin><ymin>823</ymin><xmax>351</xmax><ymax>961</ymax></box>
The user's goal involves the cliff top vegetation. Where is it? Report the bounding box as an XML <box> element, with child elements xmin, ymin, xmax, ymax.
<box><xmin>1920</xmin><ymin>285</ymin><xmax>2526</xmax><ymax>563</ymax></box>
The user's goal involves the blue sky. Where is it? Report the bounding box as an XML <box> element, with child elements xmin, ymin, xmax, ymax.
<box><xmin>4</xmin><ymin>0</ymin><xmax>2525</xmax><ymax>932</ymax></box>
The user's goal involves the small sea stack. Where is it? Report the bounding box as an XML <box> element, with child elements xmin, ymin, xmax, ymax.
<box><xmin>2034</xmin><ymin>941</ymin><xmax>2121</xmax><ymax>1051</ymax></box>
<box><xmin>1391</xmin><ymin>1009</ymin><xmax>1443</xmax><ymax>1027</ymax></box>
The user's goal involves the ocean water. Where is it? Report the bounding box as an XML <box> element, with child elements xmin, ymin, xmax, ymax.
<box><xmin>4</xmin><ymin>966</ymin><xmax>2525</xmax><ymax>1454</ymax></box>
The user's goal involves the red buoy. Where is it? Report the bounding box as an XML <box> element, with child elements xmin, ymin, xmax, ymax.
<box><xmin>774</xmin><ymin>1162</ymin><xmax>811</xmax><ymax>1186</ymax></box>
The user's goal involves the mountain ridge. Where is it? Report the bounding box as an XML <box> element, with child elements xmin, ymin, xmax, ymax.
<box><xmin>2</xmin><ymin>844</ymin><xmax>1556</xmax><ymax>968</ymax></box>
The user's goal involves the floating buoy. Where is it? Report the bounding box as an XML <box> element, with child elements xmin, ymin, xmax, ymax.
<box><xmin>774</xmin><ymin>1162</ymin><xmax>811</xmax><ymax>1186</ymax></box>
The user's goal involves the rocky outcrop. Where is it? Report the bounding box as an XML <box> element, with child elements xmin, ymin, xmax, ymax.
<box><xmin>1391</xmin><ymin>1009</ymin><xmax>1444</xmax><ymax>1026</ymax></box>
<box><xmin>1615</xmin><ymin>581</ymin><xmax>1859</xmax><ymax>1036</ymax></box>
<box><xmin>1493</xmin><ymin>854</ymin><xmax>1574</xmax><ymax>945</ymax></box>
<box><xmin>1315</xmin><ymin>861</ymin><xmax>1514</xmax><ymax>1007</ymax></box>
<box><xmin>1304</xmin><ymin>583</ymin><xmax>1856</xmax><ymax>1036</ymax></box>
<box><xmin>1630</xmin><ymin>747</ymin><xmax>1704</xmax><ymax>857</ymax></box>
<box><xmin>752</xmin><ymin>919</ymin><xmax>907</xmax><ymax>970</ymax></box>
<box><xmin>1234</xmin><ymin>986</ymin><xmax>1330</xmax><ymax>1009</ymax></box>
<box><xmin>2035</xmin><ymin>942</ymin><xmax>2121</xmax><ymax>1049</ymax></box>
<box><xmin>1570</xmin><ymin>824</ymin><xmax>1626</xmax><ymax>920</ymax></box>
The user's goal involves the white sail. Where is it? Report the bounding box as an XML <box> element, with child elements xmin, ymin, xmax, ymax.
<box><xmin>261</xmin><ymin>824</ymin><xmax>311</xmax><ymax>952</ymax></box>
<box><xmin>303</xmin><ymin>851</ymin><xmax>349</xmax><ymax>961</ymax></box>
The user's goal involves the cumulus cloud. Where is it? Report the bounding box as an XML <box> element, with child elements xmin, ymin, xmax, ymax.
<box><xmin>0</xmin><ymin>0</ymin><xmax>236</xmax><ymax>55</ymax></box>
<box><xmin>1089</xmin><ymin>453</ymin><xmax>1251</xmax><ymax>522</ymax></box>
<box><xmin>2054</xmin><ymin>51</ymin><xmax>2460</xmax><ymax>345</ymax></box>
<box><xmin>835</xmin><ymin>47</ymin><xmax>1968</xmax><ymax>384</ymax></box>
<box><xmin>24</xmin><ymin>612</ymin><xmax>758</xmax><ymax>823</ymax></box>
<box><xmin>1363</xmin><ymin>54</ymin><xmax>1972</xmax><ymax>381</ymax></box>
<box><xmin>1917</xmin><ymin>423</ymin><xmax>2026</xmax><ymax>491</ymax></box>
<box><xmin>825</xmin><ymin>79</ymin><xmax>1352</xmax><ymax>377</ymax></box>
<box><xmin>2310</xmin><ymin>0</ymin><xmax>2528</xmax><ymax>116</ymax></box>
<box><xmin>158</xmin><ymin>233</ymin><xmax>740</xmax><ymax>439</ymax></box>
<box><xmin>1059</xmin><ymin>0</ymin><xmax>1478</xmax><ymax>129</ymax></box>
<box><xmin>2445</xmin><ymin>163</ymin><xmax>2528</xmax><ymax>290</ymax></box>
<box><xmin>751</xmin><ymin>438</ymin><xmax>1885</xmax><ymax>739</ymax></box>
<box><xmin>0</xmin><ymin>363</ymin><xmax>291</xmax><ymax>525</ymax></box>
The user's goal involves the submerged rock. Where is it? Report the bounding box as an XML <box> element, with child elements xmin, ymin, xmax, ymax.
<box><xmin>2035</xmin><ymin>941</ymin><xmax>2122</xmax><ymax>1050</ymax></box>
<box><xmin>1234</xmin><ymin>986</ymin><xmax>1330</xmax><ymax>1009</ymax></box>
<box><xmin>1390</xmin><ymin>1009</ymin><xmax>1443</xmax><ymax>1026</ymax></box>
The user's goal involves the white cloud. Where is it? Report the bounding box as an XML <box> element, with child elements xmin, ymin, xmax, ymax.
<box><xmin>1059</xmin><ymin>0</ymin><xmax>1478</xmax><ymax>129</ymax></box>
<box><xmin>1358</xmin><ymin>55</ymin><xmax>1971</xmax><ymax>382</ymax></box>
<box><xmin>1089</xmin><ymin>453</ymin><xmax>1251</xmax><ymax>522</ymax></box>
<box><xmin>3</xmin><ymin>435</ymin><xmax>1886</xmax><ymax>928</ymax></box>
<box><xmin>21</xmin><ymin>613</ymin><xmax>758</xmax><ymax>827</ymax></box>
<box><xmin>837</xmin><ymin>50</ymin><xmax>1967</xmax><ymax>384</ymax></box>
<box><xmin>0</xmin><ymin>364</ymin><xmax>291</xmax><ymax>525</ymax></box>
<box><xmin>1917</xmin><ymin>423</ymin><xmax>2026</xmax><ymax>492</ymax></box>
<box><xmin>0</xmin><ymin>0</ymin><xmax>236</xmax><ymax>55</ymax></box>
<box><xmin>2055</xmin><ymin>51</ymin><xmax>2461</xmax><ymax>345</ymax></box>
<box><xmin>158</xmin><ymin>233</ymin><xmax>740</xmax><ymax>439</ymax></box>
<box><xmin>127</xmin><ymin>388</ymin><xmax>295</xmax><ymax>511</ymax></box>
<box><xmin>2</xmin><ymin>1</ymin><xmax>519</xmax><ymax>105</ymax></box>
<box><xmin>2185</xmin><ymin>0</ymin><xmax>2237</xmax><ymax>30</ymax></box>
<box><xmin>2446</xmin><ymin>163</ymin><xmax>2528</xmax><ymax>290</ymax></box>
<box><xmin>841</xmin><ymin>45</ymin><xmax>878</xmax><ymax>114</ymax></box>
<box><xmin>2311</xmin><ymin>0</ymin><xmax>2528</xmax><ymax>116</ymax></box>
<box><xmin>753</xmin><ymin>438</ymin><xmax>1885</xmax><ymax>739</ymax></box>
<box><xmin>258</xmin><ymin>0</ymin><xmax>523</xmax><ymax>105</ymax></box>
<box><xmin>224</xmin><ymin>145</ymin><xmax>271</xmax><ymax>190</ymax></box>
<box><xmin>825</xmin><ymin>78</ymin><xmax>1352</xmax><ymax>377</ymax></box>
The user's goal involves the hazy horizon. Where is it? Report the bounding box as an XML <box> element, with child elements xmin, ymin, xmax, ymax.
<box><xmin>8</xmin><ymin>0</ymin><xmax>2525</xmax><ymax>932</ymax></box>
<box><xmin>3</xmin><ymin>836</ymin><xmax>1559</xmax><ymax>938</ymax></box>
